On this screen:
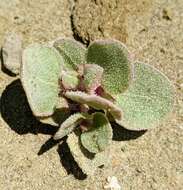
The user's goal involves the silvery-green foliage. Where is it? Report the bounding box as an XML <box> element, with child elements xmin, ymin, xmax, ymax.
<box><xmin>21</xmin><ymin>44</ymin><xmax>62</xmax><ymax>117</ymax></box>
<box><xmin>38</xmin><ymin>97</ymin><xmax>69</xmax><ymax>126</ymax></box>
<box><xmin>61</xmin><ymin>70</ymin><xmax>79</xmax><ymax>90</ymax></box>
<box><xmin>54</xmin><ymin>113</ymin><xmax>90</xmax><ymax>140</ymax></box>
<box><xmin>116</xmin><ymin>62</ymin><xmax>175</xmax><ymax>130</ymax></box>
<box><xmin>80</xmin><ymin>112</ymin><xmax>113</xmax><ymax>153</ymax></box>
<box><xmin>53</xmin><ymin>38</ymin><xmax>86</xmax><ymax>71</ymax></box>
<box><xmin>67</xmin><ymin>132</ymin><xmax>111</xmax><ymax>175</ymax></box>
<box><xmin>65</xmin><ymin>91</ymin><xmax>122</xmax><ymax>120</ymax></box>
<box><xmin>16</xmin><ymin>37</ymin><xmax>175</xmax><ymax>176</ymax></box>
<box><xmin>83</xmin><ymin>64</ymin><xmax>104</xmax><ymax>93</ymax></box>
<box><xmin>87</xmin><ymin>40</ymin><xmax>132</xmax><ymax>95</ymax></box>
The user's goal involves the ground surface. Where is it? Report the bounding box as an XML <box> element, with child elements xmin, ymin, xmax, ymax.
<box><xmin>0</xmin><ymin>0</ymin><xmax>182</xmax><ymax>189</ymax></box>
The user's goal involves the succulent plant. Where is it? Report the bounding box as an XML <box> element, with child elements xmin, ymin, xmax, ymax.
<box><xmin>2</xmin><ymin>36</ymin><xmax>175</xmax><ymax>176</ymax></box>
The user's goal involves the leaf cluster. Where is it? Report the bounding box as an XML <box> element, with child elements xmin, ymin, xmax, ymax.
<box><xmin>3</xmin><ymin>36</ymin><xmax>175</xmax><ymax>175</ymax></box>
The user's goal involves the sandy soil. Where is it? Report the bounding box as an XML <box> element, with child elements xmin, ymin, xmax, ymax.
<box><xmin>0</xmin><ymin>0</ymin><xmax>182</xmax><ymax>189</ymax></box>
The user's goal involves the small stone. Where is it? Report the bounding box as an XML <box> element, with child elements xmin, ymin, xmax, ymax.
<box><xmin>104</xmin><ymin>176</ymin><xmax>121</xmax><ymax>190</ymax></box>
<box><xmin>2</xmin><ymin>32</ymin><xmax>22</xmax><ymax>75</ymax></box>
<box><xmin>180</xmin><ymin>83</ymin><xmax>183</xmax><ymax>90</ymax></box>
<box><xmin>162</xmin><ymin>8</ymin><xmax>173</xmax><ymax>21</ymax></box>
<box><xmin>13</xmin><ymin>15</ymin><xmax>25</xmax><ymax>25</ymax></box>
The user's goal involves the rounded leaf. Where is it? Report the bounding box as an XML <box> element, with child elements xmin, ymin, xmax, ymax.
<box><xmin>87</xmin><ymin>40</ymin><xmax>132</xmax><ymax>95</ymax></box>
<box><xmin>83</xmin><ymin>64</ymin><xmax>104</xmax><ymax>93</ymax></box>
<box><xmin>21</xmin><ymin>44</ymin><xmax>62</xmax><ymax>117</ymax></box>
<box><xmin>53</xmin><ymin>38</ymin><xmax>86</xmax><ymax>71</ymax></box>
<box><xmin>67</xmin><ymin>132</ymin><xmax>110</xmax><ymax>175</ymax></box>
<box><xmin>38</xmin><ymin>97</ymin><xmax>70</xmax><ymax>126</ymax></box>
<box><xmin>61</xmin><ymin>70</ymin><xmax>79</xmax><ymax>90</ymax></box>
<box><xmin>116</xmin><ymin>62</ymin><xmax>175</xmax><ymax>130</ymax></box>
<box><xmin>81</xmin><ymin>113</ymin><xmax>113</xmax><ymax>153</ymax></box>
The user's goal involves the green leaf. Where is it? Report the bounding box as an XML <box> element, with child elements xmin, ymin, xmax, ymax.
<box><xmin>87</xmin><ymin>40</ymin><xmax>132</xmax><ymax>95</ymax></box>
<box><xmin>61</xmin><ymin>70</ymin><xmax>79</xmax><ymax>90</ymax></box>
<box><xmin>38</xmin><ymin>97</ymin><xmax>70</xmax><ymax>126</ymax></box>
<box><xmin>65</xmin><ymin>91</ymin><xmax>122</xmax><ymax>120</ymax></box>
<box><xmin>116</xmin><ymin>62</ymin><xmax>175</xmax><ymax>130</ymax></box>
<box><xmin>93</xmin><ymin>148</ymin><xmax>111</xmax><ymax>169</ymax></box>
<box><xmin>83</xmin><ymin>64</ymin><xmax>104</xmax><ymax>93</ymax></box>
<box><xmin>81</xmin><ymin>112</ymin><xmax>113</xmax><ymax>153</ymax></box>
<box><xmin>67</xmin><ymin>132</ymin><xmax>110</xmax><ymax>175</ymax></box>
<box><xmin>53</xmin><ymin>38</ymin><xmax>86</xmax><ymax>71</ymax></box>
<box><xmin>21</xmin><ymin>44</ymin><xmax>63</xmax><ymax>117</ymax></box>
<box><xmin>38</xmin><ymin>110</ymin><xmax>69</xmax><ymax>126</ymax></box>
<box><xmin>54</xmin><ymin>113</ymin><xmax>90</xmax><ymax>140</ymax></box>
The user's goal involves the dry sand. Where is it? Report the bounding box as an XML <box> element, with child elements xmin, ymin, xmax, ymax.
<box><xmin>0</xmin><ymin>0</ymin><xmax>182</xmax><ymax>189</ymax></box>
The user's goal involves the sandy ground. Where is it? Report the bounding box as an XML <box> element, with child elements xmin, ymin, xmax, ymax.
<box><xmin>0</xmin><ymin>0</ymin><xmax>182</xmax><ymax>189</ymax></box>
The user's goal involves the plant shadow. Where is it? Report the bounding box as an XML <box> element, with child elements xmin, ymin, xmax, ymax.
<box><xmin>112</xmin><ymin>122</ymin><xmax>146</xmax><ymax>141</ymax></box>
<box><xmin>0</xmin><ymin>48</ymin><xmax>16</xmax><ymax>77</ymax></box>
<box><xmin>57</xmin><ymin>140</ymin><xmax>87</xmax><ymax>180</ymax></box>
<box><xmin>0</xmin><ymin>79</ymin><xmax>57</xmax><ymax>135</ymax></box>
<box><xmin>0</xmin><ymin>79</ymin><xmax>87</xmax><ymax>180</ymax></box>
<box><xmin>0</xmin><ymin>79</ymin><xmax>146</xmax><ymax>180</ymax></box>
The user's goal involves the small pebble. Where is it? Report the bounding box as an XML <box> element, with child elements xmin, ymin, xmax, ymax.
<box><xmin>104</xmin><ymin>176</ymin><xmax>121</xmax><ymax>190</ymax></box>
<box><xmin>2</xmin><ymin>32</ymin><xmax>22</xmax><ymax>75</ymax></box>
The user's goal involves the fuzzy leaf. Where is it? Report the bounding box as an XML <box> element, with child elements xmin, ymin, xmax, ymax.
<box><xmin>21</xmin><ymin>44</ymin><xmax>62</xmax><ymax>117</ymax></box>
<box><xmin>53</xmin><ymin>38</ymin><xmax>86</xmax><ymax>71</ymax></box>
<box><xmin>116</xmin><ymin>62</ymin><xmax>175</xmax><ymax>130</ymax></box>
<box><xmin>87</xmin><ymin>40</ymin><xmax>132</xmax><ymax>95</ymax></box>
<box><xmin>67</xmin><ymin>132</ymin><xmax>94</xmax><ymax>175</ymax></box>
<box><xmin>2</xmin><ymin>32</ymin><xmax>22</xmax><ymax>75</ymax></box>
<box><xmin>56</xmin><ymin>96</ymin><xmax>69</xmax><ymax>110</ymax></box>
<box><xmin>39</xmin><ymin>116</ymin><xmax>57</xmax><ymax>126</ymax></box>
<box><xmin>67</xmin><ymin>132</ymin><xmax>110</xmax><ymax>175</ymax></box>
<box><xmin>38</xmin><ymin>97</ymin><xmax>69</xmax><ymax>126</ymax></box>
<box><xmin>38</xmin><ymin>110</ymin><xmax>69</xmax><ymax>126</ymax></box>
<box><xmin>65</xmin><ymin>91</ymin><xmax>122</xmax><ymax>120</ymax></box>
<box><xmin>81</xmin><ymin>112</ymin><xmax>113</xmax><ymax>153</ymax></box>
<box><xmin>83</xmin><ymin>64</ymin><xmax>104</xmax><ymax>93</ymax></box>
<box><xmin>93</xmin><ymin>148</ymin><xmax>111</xmax><ymax>168</ymax></box>
<box><xmin>54</xmin><ymin>113</ymin><xmax>90</xmax><ymax>140</ymax></box>
<box><xmin>61</xmin><ymin>70</ymin><xmax>79</xmax><ymax>90</ymax></box>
